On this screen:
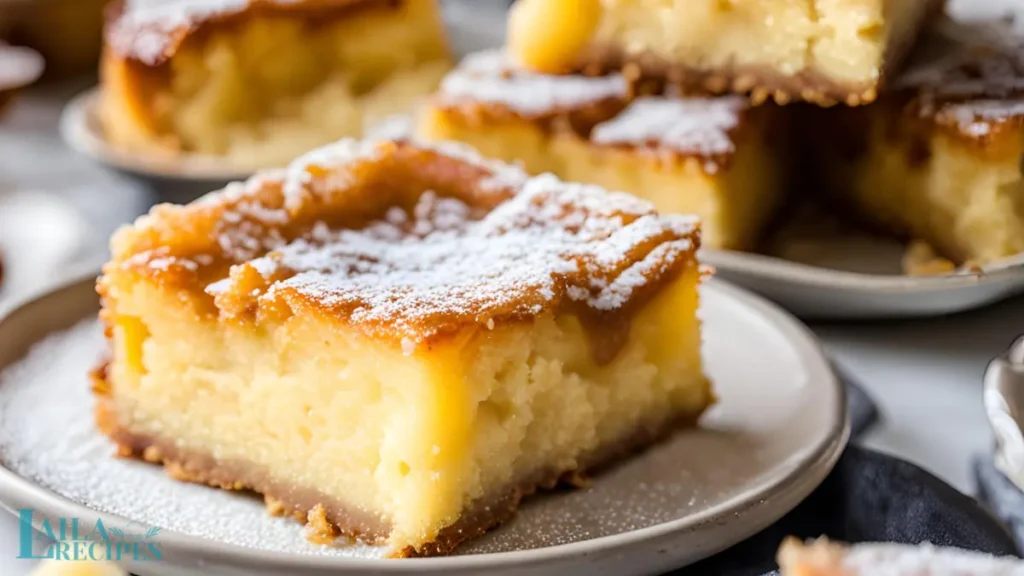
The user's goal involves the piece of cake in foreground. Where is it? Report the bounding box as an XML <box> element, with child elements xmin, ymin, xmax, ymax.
<box><xmin>417</xmin><ymin>50</ymin><xmax>789</xmax><ymax>251</ymax></box>
<box><xmin>777</xmin><ymin>538</ymin><xmax>1024</xmax><ymax>575</ymax></box>
<box><xmin>507</xmin><ymin>0</ymin><xmax>942</xmax><ymax>106</ymax></box>
<box><xmin>810</xmin><ymin>20</ymin><xmax>1024</xmax><ymax>267</ymax></box>
<box><xmin>100</xmin><ymin>0</ymin><xmax>451</xmax><ymax>168</ymax></box>
<box><xmin>94</xmin><ymin>138</ymin><xmax>713</xmax><ymax>556</ymax></box>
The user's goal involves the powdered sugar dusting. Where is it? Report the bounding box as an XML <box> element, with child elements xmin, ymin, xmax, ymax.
<box><xmin>217</xmin><ymin>173</ymin><xmax>698</xmax><ymax>343</ymax></box>
<box><xmin>0</xmin><ymin>321</ymin><xmax>387</xmax><ymax>558</ymax></box>
<box><xmin>895</xmin><ymin>20</ymin><xmax>1024</xmax><ymax>134</ymax></box>
<box><xmin>108</xmin><ymin>0</ymin><xmax>353</xmax><ymax>65</ymax></box>
<box><xmin>438</xmin><ymin>50</ymin><xmax>629</xmax><ymax>116</ymax></box>
<box><xmin>839</xmin><ymin>542</ymin><xmax>1024</xmax><ymax>575</ymax></box>
<box><xmin>591</xmin><ymin>97</ymin><xmax>746</xmax><ymax>159</ymax></box>
<box><xmin>939</xmin><ymin>99</ymin><xmax>1024</xmax><ymax>135</ymax></box>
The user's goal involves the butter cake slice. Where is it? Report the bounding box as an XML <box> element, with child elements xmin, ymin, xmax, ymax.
<box><xmin>777</xmin><ymin>538</ymin><xmax>1024</xmax><ymax>575</ymax></box>
<box><xmin>810</xmin><ymin>20</ymin><xmax>1024</xmax><ymax>266</ymax></box>
<box><xmin>507</xmin><ymin>0</ymin><xmax>943</xmax><ymax>106</ymax></box>
<box><xmin>418</xmin><ymin>50</ymin><xmax>789</xmax><ymax>251</ymax></box>
<box><xmin>100</xmin><ymin>0</ymin><xmax>451</xmax><ymax>169</ymax></box>
<box><xmin>95</xmin><ymin>138</ymin><xmax>712</xmax><ymax>556</ymax></box>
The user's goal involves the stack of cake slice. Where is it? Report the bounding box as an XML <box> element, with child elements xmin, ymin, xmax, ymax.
<box><xmin>418</xmin><ymin>0</ymin><xmax>1024</xmax><ymax>268</ymax></box>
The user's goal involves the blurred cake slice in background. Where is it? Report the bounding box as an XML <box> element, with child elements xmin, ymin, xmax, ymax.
<box><xmin>100</xmin><ymin>0</ymin><xmax>451</xmax><ymax>169</ymax></box>
<box><xmin>507</xmin><ymin>0</ymin><xmax>944</xmax><ymax>106</ymax></box>
<box><xmin>809</xmin><ymin>19</ymin><xmax>1024</xmax><ymax>266</ymax></box>
<box><xmin>778</xmin><ymin>537</ymin><xmax>1024</xmax><ymax>575</ymax></box>
<box><xmin>418</xmin><ymin>50</ymin><xmax>790</xmax><ymax>251</ymax></box>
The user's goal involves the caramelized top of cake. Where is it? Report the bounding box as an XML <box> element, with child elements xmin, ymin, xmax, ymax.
<box><xmin>105</xmin><ymin>0</ymin><xmax>395</xmax><ymax>66</ymax></box>
<box><xmin>894</xmin><ymin>19</ymin><xmax>1024</xmax><ymax>142</ymax></box>
<box><xmin>102</xmin><ymin>139</ymin><xmax>700</xmax><ymax>348</ymax></box>
<box><xmin>434</xmin><ymin>51</ymin><xmax>750</xmax><ymax>171</ymax></box>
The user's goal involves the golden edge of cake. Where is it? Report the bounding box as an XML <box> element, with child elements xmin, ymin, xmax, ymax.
<box><xmin>99</xmin><ymin>0</ymin><xmax>452</xmax><ymax>167</ymax></box>
<box><xmin>777</xmin><ymin>537</ymin><xmax>1024</xmax><ymax>575</ymax></box>
<box><xmin>507</xmin><ymin>0</ymin><xmax>946</xmax><ymax>106</ymax></box>
<box><xmin>809</xmin><ymin>19</ymin><xmax>1024</xmax><ymax>265</ymax></box>
<box><xmin>95</xmin><ymin>137</ymin><xmax>713</xmax><ymax>556</ymax></box>
<box><xmin>417</xmin><ymin>50</ymin><xmax>790</xmax><ymax>251</ymax></box>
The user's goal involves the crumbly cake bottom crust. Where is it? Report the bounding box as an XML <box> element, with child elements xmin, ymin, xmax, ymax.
<box><xmin>584</xmin><ymin>50</ymin><xmax>883</xmax><ymax>107</ymax></box>
<box><xmin>578</xmin><ymin>0</ymin><xmax>944</xmax><ymax>108</ymax></box>
<box><xmin>94</xmin><ymin>381</ymin><xmax>705</xmax><ymax>557</ymax></box>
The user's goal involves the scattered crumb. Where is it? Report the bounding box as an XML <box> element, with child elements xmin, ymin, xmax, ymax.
<box><xmin>305</xmin><ymin>504</ymin><xmax>341</xmax><ymax>546</ymax></box>
<box><xmin>265</xmin><ymin>495</ymin><xmax>288</xmax><ymax>517</ymax></box>
<box><xmin>142</xmin><ymin>445</ymin><xmax>162</xmax><ymax>463</ymax></box>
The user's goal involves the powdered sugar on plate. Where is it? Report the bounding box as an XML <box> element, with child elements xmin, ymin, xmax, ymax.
<box><xmin>0</xmin><ymin>321</ymin><xmax>387</xmax><ymax>559</ymax></box>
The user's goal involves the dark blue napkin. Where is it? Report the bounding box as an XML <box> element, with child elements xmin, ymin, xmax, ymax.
<box><xmin>674</xmin><ymin>446</ymin><xmax>1019</xmax><ymax>575</ymax></box>
<box><xmin>836</xmin><ymin>362</ymin><xmax>878</xmax><ymax>438</ymax></box>
<box><xmin>660</xmin><ymin>364</ymin><xmax>1018</xmax><ymax>575</ymax></box>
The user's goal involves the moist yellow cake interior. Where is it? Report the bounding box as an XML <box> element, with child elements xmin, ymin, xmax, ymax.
<box><xmin>811</xmin><ymin>20</ymin><xmax>1024</xmax><ymax>266</ymax></box>
<box><xmin>826</xmin><ymin>113</ymin><xmax>1024</xmax><ymax>264</ymax></box>
<box><xmin>102</xmin><ymin>0</ymin><xmax>450</xmax><ymax>167</ymax></box>
<box><xmin>106</xmin><ymin>258</ymin><xmax>704</xmax><ymax>550</ymax></box>
<box><xmin>510</xmin><ymin>0</ymin><xmax>936</xmax><ymax>103</ymax></box>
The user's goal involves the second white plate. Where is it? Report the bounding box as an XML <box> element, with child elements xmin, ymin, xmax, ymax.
<box><xmin>704</xmin><ymin>249</ymin><xmax>1024</xmax><ymax>319</ymax></box>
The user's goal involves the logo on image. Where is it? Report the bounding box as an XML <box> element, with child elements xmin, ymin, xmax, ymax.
<box><xmin>17</xmin><ymin>509</ymin><xmax>163</xmax><ymax>563</ymax></box>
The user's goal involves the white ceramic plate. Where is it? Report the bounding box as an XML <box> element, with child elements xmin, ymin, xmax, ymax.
<box><xmin>0</xmin><ymin>275</ymin><xmax>848</xmax><ymax>576</ymax></box>
<box><xmin>58</xmin><ymin>88</ymin><xmax>254</xmax><ymax>185</ymax></box>
<box><xmin>703</xmin><ymin>249</ymin><xmax>1024</xmax><ymax>319</ymax></box>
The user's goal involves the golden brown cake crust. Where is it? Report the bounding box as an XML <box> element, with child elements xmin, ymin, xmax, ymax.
<box><xmin>577</xmin><ymin>49</ymin><xmax>884</xmax><ymax>108</ymax></box>
<box><xmin>92</xmin><ymin>362</ymin><xmax>706</xmax><ymax>558</ymax></box>
<box><xmin>431</xmin><ymin>51</ymin><xmax>753</xmax><ymax>172</ymax></box>
<box><xmin>892</xmin><ymin>19</ymin><xmax>1024</xmax><ymax>145</ymax></box>
<box><xmin>103</xmin><ymin>0</ymin><xmax>403</xmax><ymax>66</ymax></box>
<box><xmin>99</xmin><ymin>139</ymin><xmax>700</xmax><ymax>350</ymax></box>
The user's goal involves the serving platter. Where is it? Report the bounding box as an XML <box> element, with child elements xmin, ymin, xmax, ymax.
<box><xmin>0</xmin><ymin>275</ymin><xmax>847</xmax><ymax>576</ymax></box>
